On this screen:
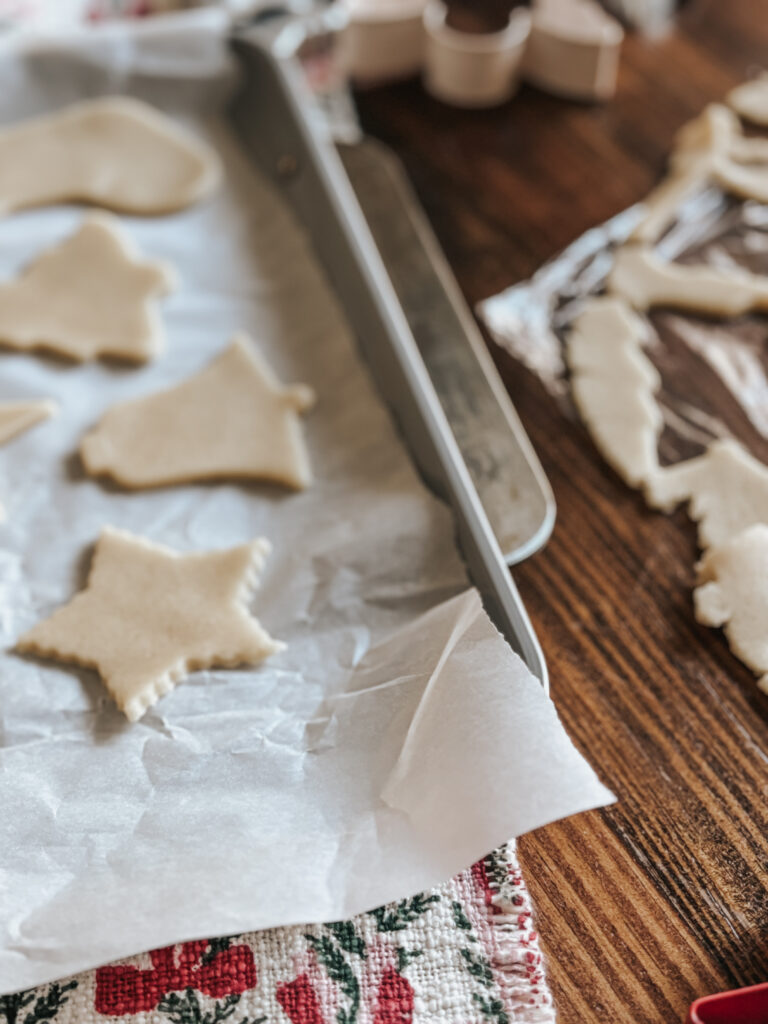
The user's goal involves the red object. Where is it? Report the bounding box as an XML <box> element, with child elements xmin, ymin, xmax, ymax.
<box><xmin>95</xmin><ymin>941</ymin><xmax>257</xmax><ymax>1015</ymax></box>
<box><xmin>687</xmin><ymin>981</ymin><xmax>768</xmax><ymax>1023</ymax></box>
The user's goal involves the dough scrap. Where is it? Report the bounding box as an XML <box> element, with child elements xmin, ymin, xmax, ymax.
<box><xmin>0</xmin><ymin>398</ymin><xmax>57</xmax><ymax>522</ymax></box>
<box><xmin>0</xmin><ymin>96</ymin><xmax>220</xmax><ymax>216</ymax></box>
<box><xmin>17</xmin><ymin>527</ymin><xmax>283</xmax><ymax>722</ymax></box>
<box><xmin>728</xmin><ymin>72</ymin><xmax>768</xmax><ymax>127</ymax></box>
<box><xmin>645</xmin><ymin>439</ymin><xmax>768</xmax><ymax>550</ymax></box>
<box><xmin>607</xmin><ymin>244</ymin><xmax>768</xmax><ymax>317</ymax></box>
<box><xmin>567</xmin><ymin>296</ymin><xmax>661</xmax><ymax>488</ymax></box>
<box><xmin>694</xmin><ymin>523</ymin><xmax>768</xmax><ymax>693</ymax></box>
<box><xmin>0</xmin><ymin>214</ymin><xmax>175</xmax><ymax>362</ymax></box>
<box><xmin>0</xmin><ymin>399</ymin><xmax>57</xmax><ymax>446</ymax></box>
<box><xmin>81</xmin><ymin>335</ymin><xmax>315</xmax><ymax>490</ymax></box>
<box><xmin>632</xmin><ymin>103</ymin><xmax>768</xmax><ymax>244</ymax></box>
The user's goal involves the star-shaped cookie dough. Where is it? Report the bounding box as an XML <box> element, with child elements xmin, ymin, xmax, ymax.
<box><xmin>0</xmin><ymin>214</ymin><xmax>175</xmax><ymax>362</ymax></box>
<box><xmin>81</xmin><ymin>335</ymin><xmax>315</xmax><ymax>489</ymax></box>
<box><xmin>17</xmin><ymin>527</ymin><xmax>283</xmax><ymax>722</ymax></box>
<box><xmin>0</xmin><ymin>96</ymin><xmax>220</xmax><ymax>216</ymax></box>
<box><xmin>0</xmin><ymin>398</ymin><xmax>57</xmax><ymax>522</ymax></box>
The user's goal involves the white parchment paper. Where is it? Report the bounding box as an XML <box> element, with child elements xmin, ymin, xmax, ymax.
<box><xmin>0</xmin><ymin>15</ymin><xmax>612</xmax><ymax>993</ymax></box>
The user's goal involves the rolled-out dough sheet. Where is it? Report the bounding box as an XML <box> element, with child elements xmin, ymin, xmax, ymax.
<box><xmin>0</xmin><ymin>96</ymin><xmax>221</xmax><ymax>215</ymax></box>
<box><xmin>17</xmin><ymin>527</ymin><xmax>283</xmax><ymax>723</ymax></box>
<box><xmin>0</xmin><ymin>214</ymin><xmax>175</xmax><ymax>362</ymax></box>
<box><xmin>608</xmin><ymin>244</ymin><xmax>768</xmax><ymax>316</ymax></box>
<box><xmin>81</xmin><ymin>335</ymin><xmax>315</xmax><ymax>489</ymax></box>
<box><xmin>567</xmin><ymin>296</ymin><xmax>661</xmax><ymax>488</ymax></box>
<box><xmin>694</xmin><ymin>523</ymin><xmax>768</xmax><ymax>693</ymax></box>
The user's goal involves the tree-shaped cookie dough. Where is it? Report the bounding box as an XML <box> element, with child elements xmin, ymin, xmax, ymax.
<box><xmin>645</xmin><ymin>439</ymin><xmax>768</xmax><ymax>550</ymax></box>
<box><xmin>567</xmin><ymin>296</ymin><xmax>661</xmax><ymax>488</ymax></box>
<box><xmin>17</xmin><ymin>527</ymin><xmax>283</xmax><ymax>722</ymax></box>
<box><xmin>694</xmin><ymin>524</ymin><xmax>768</xmax><ymax>693</ymax></box>
<box><xmin>81</xmin><ymin>335</ymin><xmax>315</xmax><ymax>490</ymax></box>
<box><xmin>0</xmin><ymin>215</ymin><xmax>176</xmax><ymax>362</ymax></box>
<box><xmin>0</xmin><ymin>399</ymin><xmax>57</xmax><ymax>522</ymax></box>
<box><xmin>0</xmin><ymin>96</ymin><xmax>220</xmax><ymax>216</ymax></box>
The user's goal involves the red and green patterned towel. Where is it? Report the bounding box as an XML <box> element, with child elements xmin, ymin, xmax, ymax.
<box><xmin>2</xmin><ymin>844</ymin><xmax>554</xmax><ymax>1024</ymax></box>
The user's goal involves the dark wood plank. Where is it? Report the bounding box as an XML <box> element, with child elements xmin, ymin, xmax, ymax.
<box><xmin>354</xmin><ymin>3</ymin><xmax>768</xmax><ymax>1021</ymax></box>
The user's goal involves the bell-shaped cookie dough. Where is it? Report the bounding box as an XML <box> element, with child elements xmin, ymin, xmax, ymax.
<box><xmin>607</xmin><ymin>244</ymin><xmax>768</xmax><ymax>317</ymax></box>
<box><xmin>645</xmin><ymin>439</ymin><xmax>768</xmax><ymax>550</ymax></box>
<box><xmin>728</xmin><ymin>73</ymin><xmax>768</xmax><ymax>127</ymax></box>
<box><xmin>0</xmin><ymin>96</ymin><xmax>220</xmax><ymax>216</ymax></box>
<box><xmin>567</xmin><ymin>296</ymin><xmax>661</xmax><ymax>488</ymax></box>
<box><xmin>0</xmin><ymin>398</ymin><xmax>57</xmax><ymax>522</ymax></box>
<box><xmin>0</xmin><ymin>215</ymin><xmax>175</xmax><ymax>362</ymax></box>
<box><xmin>81</xmin><ymin>335</ymin><xmax>315</xmax><ymax>490</ymax></box>
<box><xmin>17</xmin><ymin>527</ymin><xmax>284</xmax><ymax>722</ymax></box>
<box><xmin>694</xmin><ymin>523</ymin><xmax>768</xmax><ymax>693</ymax></box>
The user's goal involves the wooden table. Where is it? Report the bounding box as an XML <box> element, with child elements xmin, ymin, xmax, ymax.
<box><xmin>355</xmin><ymin>3</ymin><xmax>768</xmax><ymax>1021</ymax></box>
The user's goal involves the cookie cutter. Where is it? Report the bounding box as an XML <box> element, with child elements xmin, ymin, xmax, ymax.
<box><xmin>340</xmin><ymin>0</ymin><xmax>427</xmax><ymax>85</ymax></box>
<box><xmin>422</xmin><ymin>0</ymin><xmax>531</xmax><ymax>108</ymax></box>
<box><xmin>524</xmin><ymin>0</ymin><xmax>624</xmax><ymax>102</ymax></box>
<box><xmin>686</xmin><ymin>980</ymin><xmax>768</xmax><ymax>1023</ymax></box>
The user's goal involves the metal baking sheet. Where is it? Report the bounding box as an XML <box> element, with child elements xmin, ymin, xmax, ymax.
<box><xmin>0</xmin><ymin>16</ymin><xmax>612</xmax><ymax>992</ymax></box>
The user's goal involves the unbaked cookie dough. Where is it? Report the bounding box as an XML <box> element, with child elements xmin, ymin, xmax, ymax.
<box><xmin>694</xmin><ymin>524</ymin><xmax>768</xmax><ymax>693</ymax></box>
<box><xmin>607</xmin><ymin>244</ymin><xmax>768</xmax><ymax>317</ymax></box>
<box><xmin>0</xmin><ymin>399</ymin><xmax>57</xmax><ymax>446</ymax></box>
<box><xmin>567</xmin><ymin>296</ymin><xmax>661</xmax><ymax>488</ymax></box>
<box><xmin>0</xmin><ymin>215</ymin><xmax>175</xmax><ymax>362</ymax></box>
<box><xmin>632</xmin><ymin>104</ymin><xmax>768</xmax><ymax>244</ymax></box>
<box><xmin>0</xmin><ymin>399</ymin><xmax>57</xmax><ymax>522</ymax></box>
<box><xmin>645</xmin><ymin>439</ymin><xmax>768</xmax><ymax>551</ymax></box>
<box><xmin>0</xmin><ymin>96</ymin><xmax>220</xmax><ymax>216</ymax></box>
<box><xmin>81</xmin><ymin>335</ymin><xmax>315</xmax><ymax>490</ymax></box>
<box><xmin>17</xmin><ymin>527</ymin><xmax>284</xmax><ymax>722</ymax></box>
<box><xmin>728</xmin><ymin>73</ymin><xmax>768</xmax><ymax>128</ymax></box>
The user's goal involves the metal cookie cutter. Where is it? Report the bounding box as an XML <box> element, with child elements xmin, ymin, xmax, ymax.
<box><xmin>524</xmin><ymin>0</ymin><xmax>624</xmax><ymax>102</ymax></box>
<box><xmin>423</xmin><ymin>0</ymin><xmax>531</xmax><ymax>108</ymax></box>
<box><xmin>340</xmin><ymin>0</ymin><xmax>427</xmax><ymax>85</ymax></box>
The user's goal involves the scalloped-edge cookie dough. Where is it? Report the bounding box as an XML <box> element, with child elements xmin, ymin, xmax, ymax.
<box><xmin>17</xmin><ymin>527</ymin><xmax>284</xmax><ymax>722</ymax></box>
<box><xmin>645</xmin><ymin>439</ymin><xmax>768</xmax><ymax>550</ymax></box>
<box><xmin>0</xmin><ymin>96</ymin><xmax>220</xmax><ymax>216</ymax></box>
<box><xmin>607</xmin><ymin>244</ymin><xmax>768</xmax><ymax>317</ymax></box>
<box><xmin>567</xmin><ymin>296</ymin><xmax>661</xmax><ymax>488</ymax></box>
<box><xmin>0</xmin><ymin>215</ymin><xmax>176</xmax><ymax>363</ymax></box>
<box><xmin>728</xmin><ymin>73</ymin><xmax>768</xmax><ymax>128</ymax></box>
<box><xmin>81</xmin><ymin>335</ymin><xmax>315</xmax><ymax>490</ymax></box>
<box><xmin>694</xmin><ymin>524</ymin><xmax>768</xmax><ymax>693</ymax></box>
<box><xmin>0</xmin><ymin>399</ymin><xmax>57</xmax><ymax>523</ymax></box>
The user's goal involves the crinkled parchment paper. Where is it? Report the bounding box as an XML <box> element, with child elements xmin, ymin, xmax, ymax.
<box><xmin>0</xmin><ymin>14</ymin><xmax>612</xmax><ymax>993</ymax></box>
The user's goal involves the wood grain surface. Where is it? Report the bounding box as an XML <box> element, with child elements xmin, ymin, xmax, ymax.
<box><xmin>354</xmin><ymin>3</ymin><xmax>768</xmax><ymax>1021</ymax></box>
